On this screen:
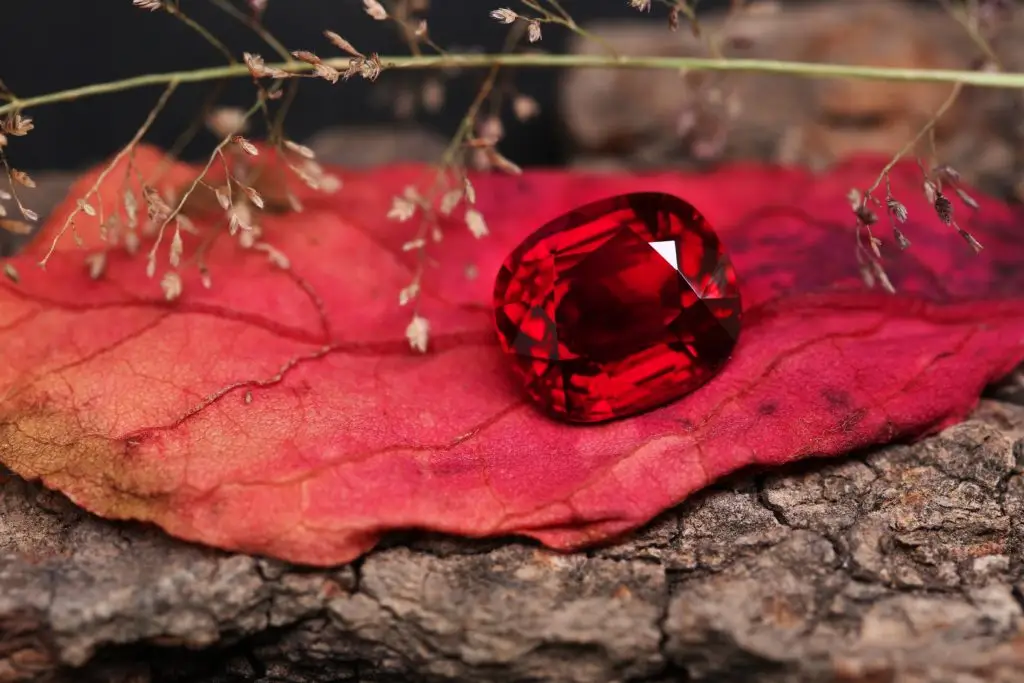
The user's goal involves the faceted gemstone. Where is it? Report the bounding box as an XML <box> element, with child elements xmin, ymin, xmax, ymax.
<box><xmin>493</xmin><ymin>192</ymin><xmax>741</xmax><ymax>423</ymax></box>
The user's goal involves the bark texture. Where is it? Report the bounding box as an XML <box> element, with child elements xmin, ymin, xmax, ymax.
<box><xmin>2</xmin><ymin>396</ymin><xmax>1024</xmax><ymax>683</ymax></box>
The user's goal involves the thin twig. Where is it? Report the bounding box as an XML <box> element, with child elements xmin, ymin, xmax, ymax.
<box><xmin>165</xmin><ymin>2</ymin><xmax>236</xmax><ymax>64</ymax></box>
<box><xmin>38</xmin><ymin>80</ymin><xmax>181</xmax><ymax>267</ymax></box>
<box><xmin>3</xmin><ymin>54</ymin><xmax>1024</xmax><ymax>119</ymax></box>
<box><xmin>146</xmin><ymin>98</ymin><xmax>263</xmax><ymax>269</ymax></box>
<box><xmin>207</xmin><ymin>0</ymin><xmax>292</xmax><ymax>61</ymax></box>
<box><xmin>864</xmin><ymin>82</ymin><xmax>963</xmax><ymax>196</ymax></box>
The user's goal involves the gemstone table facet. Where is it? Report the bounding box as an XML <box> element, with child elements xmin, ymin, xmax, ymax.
<box><xmin>493</xmin><ymin>192</ymin><xmax>742</xmax><ymax>423</ymax></box>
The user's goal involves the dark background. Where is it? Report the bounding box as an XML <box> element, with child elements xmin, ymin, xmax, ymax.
<box><xmin>0</xmin><ymin>0</ymin><xmax>746</xmax><ymax>171</ymax></box>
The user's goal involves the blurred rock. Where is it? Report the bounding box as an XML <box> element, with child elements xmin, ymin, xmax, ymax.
<box><xmin>561</xmin><ymin>1</ymin><xmax>1024</xmax><ymax>198</ymax></box>
<box><xmin>303</xmin><ymin>125</ymin><xmax>448</xmax><ymax>167</ymax></box>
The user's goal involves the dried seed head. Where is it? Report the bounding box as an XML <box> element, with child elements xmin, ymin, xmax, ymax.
<box><xmin>284</xmin><ymin>139</ymin><xmax>316</xmax><ymax>159</ymax></box>
<box><xmin>319</xmin><ymin>173</ymin><xmax>342</xmax><ymax>193</ymax></box>
<box><xmin>360</xmin><ymin>54</ymin><xmax>383</xmax><ymax>81</ymax></box>
<box><xmin>215</xmin><ymin>187</ymin><xmax>231</xmax><ymax>210</ymax></box>
<box><xmin>527</xmin><ymin>21</ymin><xmax>542</xmax><ymax>43</ymax></box>
<box><xmin>848</xmin><ymin>190</ymin><xmax>876</xmax><ymax>226</ymax></box>
<box><xmin>387</xmin><ymin>196</ymin><xmax>417</xmax><ymax>222</ymax></box>
<box><xmin>324</xmin><ymin>30</ymin><xmax>363</xmax><ymax>58</ymax></box>
<box><xmin>314</xmin><ymin>63</ymin><xmax>341</xmax><ymax>84</ymax></box>
<box><xmin>440</xmin><ymin>189</ymin><xmax>462</xmax><ymax>216</ymax></box>
<box><xmin>463</xmin><ymin>177</ymin><xmax>476</xmax><ymax>204</ymax></box>
<box><xmin>161</xmin><ymin>271</ymin><xmax>183</xmax><ymax>301</ymax></box>
<box><xmin>668</xmin><ymin>7</ymin><xmax>681</xmax><ymax>30</ymax></box>
<box><xmin>867</xmin><ymin>235</ymin><xmax>882</xmax><ymax>259</ymax></box>
<box><xmin>4</xmin><ymin>262</ymin><xmax>19</xmax><ymax>283</ymax></box>
<box><xmin>124</xmin><ymin>230</ymin><xmax>140</xmax><ymax>255</ymax></box>
<box><xmin>479</xmin><ymin>116</ymin><xmax>504</xmax><ymax>144</ymax></box>
<box><xmin>934</xmin><ymin>164</ymin><xmax>961</xmax><ymax>183</ymax></box>
<box><xmin>363</xmin><ymin>0</ymin><xmax>387</xmax><ymax>20</ymax></box>
<box><xmin>489</xmin><ymin>8</ymin><xmax>518</xmax><ymax>24</ymax></box>
<box><xmin>934</xmin><ymin>193</ymin><xmax>954</xmax><ymax>225</ymax></box>
<box><xmin>142</xmin><ymin>186</ymin><xmax>172</xmax><ymax>221</ymax></box>
<box><xmin>954</xmin><ymin>187</ymin><xmax>979</xmax><ymax>211</ymax></box>
<box><xmin>10</xmin><ymin>169</ymin><xmax>34</xmax><ymax>188</ymax></box>
<box><xmin>133</xmin><ymin>0</ymin><xmax>163</xmax><ymax>10</ymax></box>
<box><xmin>85</xmin><ymin>252</ymin><xmax>107</xmax><ymax>279</ymax></box>
<box><xmin>923</xmin><ymin>179</ymin><xmax>938</xmax><ymax>206</ymax></box>
<box><xmin>402</xmin><ymin>237</ymin><xmax>426</xmax><ymax>252</ymax></box>
<box><xmin>0</xmin><ymin>219</ymin><xmax>32</xmax><ymax>235</ymax></box>
<box><xmin>465</xmin><ymin>208</ymin><xmax>488</xmax><ymax>238</ymax></box>
<box><xmin>421</xmin><ymin>79</ymin><xmax>445</xmax><ymax>113</ymax></box>
<box><xmin>255</xmin><ymin>242</ymin><xmax>291</xmax><ymax>269</ymax></box>
<box><xmin>886</xmin><ymin>198</ymin><xmax>908</xmax><ymax>223</ymax></box>
<box><xmin>414</xmin><ymin>20</ymin><xmax>428</xmax><ymax>37</ymax></box>
<box><xmin>169</xmin><ymin>229</ymin><xmax>183</xmax><ymax>267</ymax></box>
<box><xmin>1</xmin><ymin>113</ymin><xmax>32</xmax><ymax>137</ymax></box>
<box><xmin>244</xmin><ymin>52</ymin><xmax>269</xmax><ymax>77</ymax></box>
<box><xmin>398</xmin><ymin>282</ymin><xmax>420</xmax><ymax>306</ymax></box>
<box><xmin>286</xmin><ymin>191</ymin><xmax>304</xmax><ymax>213</ymax></box>
<box><xmin>893</xmin><ymin>228</ymin><xmax>911</xmax><ymax>250</ymax></box>
<box><xmin>243</xmin><ymin>52</ymin><xmax>290</xmax><ymax>79</ymax></box>
<box><xmin>230</xmin><ymin>202</ymin><xmax>253</xmax><ymax>234</ymax></box>
<box><xmin>233</xmin><ymin>135</ymin><xmax>259</xmax><ymax>156</ymax></box>
<box><xmin>77</xmin><ymin>199</ymin><xmax>97</xmax><ymax>217</ymax></box>
<box><xmin>19</xmin><ymin>207</ymin><xmax>37</xmax><ymax>222</ymax></box>
<box><xmin>292</xmin><ymin>50</ymin><xmax>322</xmax><ymax>65</ymax></box>
<box><xmin>405</xmin><ymin>314</ymin><xmax>429</xmax><ymax>353</ymax></box>
<box><xmin>512</xmin><ymin>94</ymin><xmax>540</xmax><ymax>122</ymax></box>
<box><xmin>486</xmin><ymin>148</ymin><xmax>523</xmax><ymax>175</ymax></box>
<box><xmin>206</xmin><ymin>107</ymin><xmax>249</xmax><ymax>137</ymax></box>
<box><xmin>958</xmin><ymin>226</ymin><xmax>984</xmax><ymax>253</ymax></box>
<box><xmin>243</xmin><ymin>186</ymin><xmax>265</xmax><ymax>209</ymax></box>
<box><xmin>630</xmin><ymin>0</ymin><xmax>652</xmax><ymax>11</ymax></box>
<box><xmin>872</xmin><ymin>261</ymin><xmax>895</xmax><ymax>294</ymax></box>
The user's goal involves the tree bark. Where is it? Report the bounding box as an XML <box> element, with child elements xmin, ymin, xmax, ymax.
<box><xmin>2</xmin><ymin>393</ymin><xmax>1023</xmax><ymax>683</ymax></box>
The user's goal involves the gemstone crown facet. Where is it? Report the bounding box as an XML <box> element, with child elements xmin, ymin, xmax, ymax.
<box><xmin>493</xmin><ymin>191</ymin><xmax>742</xmax><ymax>423</ymax></box>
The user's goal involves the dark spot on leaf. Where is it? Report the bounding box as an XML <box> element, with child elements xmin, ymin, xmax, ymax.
<box><xmin>821</xmin><ymin>388</ymin><xmax>853</xmax><ymax>410</ymax></box>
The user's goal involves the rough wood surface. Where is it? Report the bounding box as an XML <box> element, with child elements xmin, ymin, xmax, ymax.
<box><xmin>2</xmin><ymin>394</ymin><xmax>1024</xmax><ymax>683</ymax></box>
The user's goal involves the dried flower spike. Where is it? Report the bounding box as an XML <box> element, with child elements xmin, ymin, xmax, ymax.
<box><xmin>233</xmin><ymin>135</ymin><xmax>259</xmax><ymax>156</ymax></box>
<box><xmin>324</xmin><ymin>30</ymin><xmax>364</xmax><ymax>58</ymax></box>
<box><xmin>513</xmin><ymin>95</ymin><xmax>540</xmax><ymax>122</ymax></box>
<box><xmin>527</xmin><ymin>21</ymin><xmax>542</xmax><ymax>43</ymax></box>
<box><xmin>161</xmin><ymin>271</ymin><xmax>183</xmax><ymax>301</ymax></box>
<box><xmin>2</xmin><ymin>113</ymin><xmax>33</xmax><ymax>137</ymax></box>
<box><xmin>363</xmin><ymin>0</ymin><xmax>387</xmax><ymax>20</ymax></box>
<box><xmin>405</xmin><ymin>314</ymin><xmax>429</xmax><ymax>353</ymax></box>
<box><xmin>490</xmin><ymin>8</ymin><xmax>518</xmax><ymax>24</ymax></box>
<box><xmin>886</xmin><ymin>198</ymin><xmax>908</xmax><ymax>223</ymax></box>
<box><xmin>934</xmin><ymin>193</ymin><xmax>954</xmax><ymax>225</ymax></box>
<box><xmin>10</xmin><ymin>169</ymin><xmax>35</xmax><ymax>188</ymax></box>
<box><xmin>465</xmin><ymin>208</ymin><xmax>488</xmax><ymax>238</ymax></box>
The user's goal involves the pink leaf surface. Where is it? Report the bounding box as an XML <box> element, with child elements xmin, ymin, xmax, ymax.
<box><xmin>1</xmin><ymin>145</ymin><xmax>1023</xmax><ymax>565</ymax></box>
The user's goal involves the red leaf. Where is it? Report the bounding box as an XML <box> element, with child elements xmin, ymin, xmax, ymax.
<box><xmin>2</xmin><ymin>145</ymin><xmax>1023</xmax><ymax>565</ymax></box>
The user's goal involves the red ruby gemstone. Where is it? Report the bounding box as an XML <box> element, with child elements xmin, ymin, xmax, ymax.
<box><xmin>493</xmin><ymin>192</ymin><xmax>741</xmax><ymax>423</ymax></box>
